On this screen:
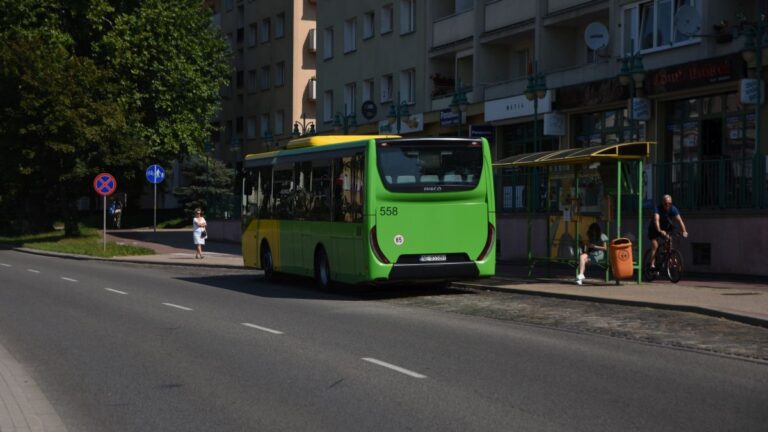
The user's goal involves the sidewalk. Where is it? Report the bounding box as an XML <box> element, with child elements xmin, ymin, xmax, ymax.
<box><xmin>18</xmin><ymin>228</ymin><xmax>768</xmax><ymax>328</ymax></box>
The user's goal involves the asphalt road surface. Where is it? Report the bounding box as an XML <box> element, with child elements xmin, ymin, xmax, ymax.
<box><xmin>1</xmin><ymin>250</ymin><xmax>767</xmax><ymax>432</ymax></box>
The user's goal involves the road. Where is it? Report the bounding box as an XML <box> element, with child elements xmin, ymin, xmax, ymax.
<box><xmin>1</xmin><ymin>250</ymin><xmax>767</xmax><ymax>432</ymax></box>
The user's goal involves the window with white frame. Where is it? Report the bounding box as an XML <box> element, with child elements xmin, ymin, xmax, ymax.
<box><xmin>247</xmin><ymin>23</ymin><xmax>257</xmax><ymax>47</ymax></box>
<box><xmin>362</xmin><ymin>79</ymin><xmax>374</xmax><ymax>103</ymax></box>
<box><xmin>381</xmin><ymin>4</ymin><xmax>393</xmax><ymax>34</ymax></box>
<box><xmin>344</xmin><ymin>18</ymin><xmax>357</xmax><ymax>53</ymax></box>
<box><xmin>323</xmin><ymin>90</ymin><xmax>334</xmax><ymax>122</ymax></box>
<box><xmin>323</xmin><ymin>26</ymin><xmax>334</xmax><ymax>59</ymax></box>
<box><xmin>363</xmin><ymin>11</ymin><xmax>375</xmax><ymax>40</ymax></box>
<box><xmin>400</xmin><ymin>68</ymin><xmax>415</xmax><ymax>104</ymax></box>
<box><xmin>400</xmin><ymin>0</ymin><xmax>415</xmax><ymax>35</ymax></box>
<box><xmin>260</xmin><ymin>114</ymin><xmax>270</xmax><ymax>137</ymax></box>
<box><xmin>247</xmin><ymin>117</ymin><xmax>257</xmax><ymax>138</ymax></box>
<box><xmin>260</xmin><ymin>65</ymin><xmax>270</xmax><ymax>89</ymax></box>
<box><xmin>622</xmin><ymin>0</ymin><xmax>696</xmax><ymax>53</ymax></box>
<box><xmin>247</xmin><ymin>69</ymin><xmax>257</xmax><ymax>92</ymax></box>
<box><xmin>275</xmin><ymin>110</ymin><xmax>285</xmax><ymax>135</ymax></box>
<box><xmin>344</xmin><ymin>83</ymin><xmax>356</xmax><ymax>115</ymax></box>
<box><xmin>380</xmin><ymin>74</ymin><xmax>393</xmax><ymax>102</ymax></box>
<box><xmin>275</xmin><ymin>13</ymin><xmax>285</xmax><ymax>39</ymax></box>
<box><xmin>260</xmin><ymin>18</ymin><xmax>271</xmax><ymax>43</ymax></box>
<box><xmin>275</xmin><ymin>62</ymin><xmax>285</xmax><ymax>87</ymax></box>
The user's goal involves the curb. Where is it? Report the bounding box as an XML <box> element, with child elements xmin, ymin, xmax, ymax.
<box><xmin>452</xmin><ymin>281</ymin><xmax>768</xmax><ymax>329</ymax></box>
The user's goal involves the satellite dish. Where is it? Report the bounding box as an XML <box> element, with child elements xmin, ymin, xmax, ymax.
<box><xmin>674</xmin><ymin>5</ymin><xmax>702</xmax><ymax>36</ymax></box>
<box><xmin>584</xmin><ymin>22</ymin><xmax>610</xmax><ymax>50</ymax></box>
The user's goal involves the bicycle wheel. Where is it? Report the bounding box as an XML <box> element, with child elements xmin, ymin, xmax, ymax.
<box><xmin>642</xmin><ymin>249</ymin><xmax>656</xmax><ymax>282</ymax></box>
<box><xmin>666</xmin><ymin>250</ymin><xmax>683</xmax><ymax>283</ymax></box>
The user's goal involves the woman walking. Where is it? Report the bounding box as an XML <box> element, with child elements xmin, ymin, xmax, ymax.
<box><xmin>192</xmin><ymin>208</ymin><xmax>207</xmax><ymax>259</ymax></box>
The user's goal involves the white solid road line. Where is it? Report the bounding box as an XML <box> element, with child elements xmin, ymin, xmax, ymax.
<box><xmin>104</xmin><ymin>288</ymin><xmax>128</xmax><ymax>295</ymax></box>
<box><xmin>0</xmin><ymin>263</ymin><xmax>11</xmax><ymax>267</ymax></box>
<box><xmin>27</xmin><ymin>269</ymin><xmax>40</xmax><ymax>274</ymax></box>
<box><xmin>162</xmin><ymin>303</ymin><xmax>194</xmax><ymax>311</ymax></box>
<box><xmin>61</xmin><ymin>277</ymin><xmax>78</xmax><ymax>282</ymax></box>
<box><xmin>361</xmin><ymin>358</ymin><xmax>427</xmax><ymax>379</ymax></box>
<box><xmin>241</xmin><ymin>323</ymin><xmax>284</xmax><ymax>335</ymax></box>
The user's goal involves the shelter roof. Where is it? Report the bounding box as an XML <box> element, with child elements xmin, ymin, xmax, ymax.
<box><xmin>494</xmin><ymin>141</ymin><xmax>654</xmax><ymax>168</ymax></box>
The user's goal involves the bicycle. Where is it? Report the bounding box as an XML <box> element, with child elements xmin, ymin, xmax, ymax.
<box><xmin>112</xmin><ymin>208</ymin><xmax>122</xmax><ymax>229</ymax></box>
<box><xmin>643</xmin><ymin>231</ymin><xmax>683</xmax><ymax>283</ymax></box>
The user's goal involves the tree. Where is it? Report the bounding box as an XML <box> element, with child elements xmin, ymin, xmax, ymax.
<box><xmin>173</xmin><ymin>155</ymin><xmax>234</xmax><ymax>218</ymax></box>
<box><xmin>0</xmin><ymin>0</ymin><xmax>230</xmax><ymax>235</ymax></box>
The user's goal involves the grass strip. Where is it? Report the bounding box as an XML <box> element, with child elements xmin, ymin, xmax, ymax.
<box><xmin>0</xmin><ymin>227</ymin><xmax>154</xmax><ymax>258</ymax></box>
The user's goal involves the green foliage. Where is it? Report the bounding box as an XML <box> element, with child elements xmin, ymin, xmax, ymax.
<box><xmin>173</xmin><ymin>155</ymin><xmax>235</xmax><ymax>218</ymax></box>
<box><xmin>0</xmin><ymin>0</ymin><xmax>231</xmax><ymax>235</ymax></box>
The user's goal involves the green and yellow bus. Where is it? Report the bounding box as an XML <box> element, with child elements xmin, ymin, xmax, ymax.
<box><xmin>241</xmin><ymin>135</ymin><xmax>495</xmax><ymax>288</ymax></box>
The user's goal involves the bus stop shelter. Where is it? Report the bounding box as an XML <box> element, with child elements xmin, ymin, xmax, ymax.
<box><xmin>494</xmin><ymin>141</ymin><xmax>654</xmax><ymax>284</ymax></box>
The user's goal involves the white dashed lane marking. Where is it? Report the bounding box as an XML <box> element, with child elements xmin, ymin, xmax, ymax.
<box><xmin>162</xmin><ymin>303</ymin><xmax>194</xmax><ymax>311</ymax></box>
<box><xmin>361</xmin><ymin>358</ymin><xmax>427</xmax><ymax>379</ymax></box>
<box><xmin>105</xmin><ymin>288</ymin><xmax>128</xmax><ymax>295</ymax></box>
<box><xmin>27</xmin><ymin>269</ymin><xmax>40</xmax><ymax>274</ymax></box>
<box><xmin>0</xmin><ymin>263</ymin><xmax>11</xmax><ymax>267</ymax></box>
<box><xmin>241</xmin><ymin>323</ymin><xmax>284</xmax><ymax>335</ymax></box>
<box><xmin>61</xmin><ymin>277</ymin><xmax>78</xmax><ymax>282</ymax></box>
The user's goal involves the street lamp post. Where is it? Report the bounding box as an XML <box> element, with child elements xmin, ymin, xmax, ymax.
<box><xmin>524</xmin><ymin>61</ymin><xmax>547</xmax><ymax>152</ymax></box>
<box><xmin>618</xmin><ymin>50</ymin><xmax>646</xmax><ymax>141</ymax></box>
<box><xmin>333</xmin><ymin>106</ymin><xmax>357</xmax><ymax>135</ymax></box>
<box><xmin>387</xmin><ymin>92</ymin><xmax>410</xmax><ymax>134</ymax></box>
<box><xmin>449</xmin><ymin>80</ymin><xmax>469</xmax><ymax>137</ymax></box>
<box><xmin>292</xmin><ymin>113</ymin><xmax>316</xmax><ymax>137</ymax></box>
<box><xmin>738</xmin><ymin>12</ymin><xmax>766</xmax><ymax>207</ymax></box>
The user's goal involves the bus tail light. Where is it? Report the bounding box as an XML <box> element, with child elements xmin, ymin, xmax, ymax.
<box><xmin>370</xmin><ymin>226</ymin><xmax>390</xmax><ymax>264</ymax></box>
<box><xmin>476</xmin><ymin>223</ymin><xmax>495</xmax><ymax>261</ymax></box>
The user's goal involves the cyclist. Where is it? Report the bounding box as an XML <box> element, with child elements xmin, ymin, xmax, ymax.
<box><xmin>109</xmin><ymin>199</ymin><xmax>123</xmax><ymax>229</ymax></box>
<box><xmin>648</xmin><ymin>194</ymin><xmax>688</xmax><ymax>273</ymax></box>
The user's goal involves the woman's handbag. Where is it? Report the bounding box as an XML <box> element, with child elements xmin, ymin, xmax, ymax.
<box><xmin>200</xmin><ymin>229</ymin><xmax>207</xmax><ymax>239</ymax></box>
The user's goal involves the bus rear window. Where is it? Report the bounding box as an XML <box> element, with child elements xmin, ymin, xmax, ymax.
<box><xmin>376</xmin><ymin>140</ymin><xmax>483</xmax><ymax>192</ymax></box>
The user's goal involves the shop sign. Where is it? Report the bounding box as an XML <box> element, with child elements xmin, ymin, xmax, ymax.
<box><xmin>557</xmin><ymin>79</ymin><xmax>628</xmax><ymax>111</ymax></box>
<box><xmin>470</xmin><ymin>125</ymin><xmax>494</xmax><ymax>145</ymax></box>
<box><xmin>740</xmin><ymin>78</ymin><xmax>765</xmax><ymax>104</ymax></box>
<box><xmin>543</xmin><ymin>112</ymin><xmax>566</xmax><ymax>136</ymax></box>
<box><xmin>648</xmin><ymin>54</ymin><xmax>741</xmax><ymax>94</ymax></box>
<box><xmin>484</xmin><ymin>91</ymin><xmax>552</xmax><ymax>122</ymax></box>
<box><xmin>439</xmin><ymin>109</ymin><xmax>466</xmax><ymax>126</ymax></box>
<box><xmin>629</xmin><ymin>97</ymin><xmax>651</xmax><ymax>121</ymax></box>
<box><xmin>378</xmin><ymin>112</ymin><xmax>424</xmax><ymax>134</ymax></box>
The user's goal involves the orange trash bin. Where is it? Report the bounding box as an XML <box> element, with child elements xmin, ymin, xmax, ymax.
<box><xmin>610</xmin><ymin>238</ymin><xmax>634</xmax><ymax>280</ymax></box>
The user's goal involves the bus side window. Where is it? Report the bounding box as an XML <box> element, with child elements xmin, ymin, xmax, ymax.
<box><xmin>352</xmin><ymin>153</ymin><xmax>364</xmax><ymax>222</ymax></box>
<box><xmin>310</xmin><ymin>162</ymin><xmax>332</xmax><ymax>221</ymax></box>
<box><xmin>258</xmin><ymin>166</ymin><xmax>273</xmax><ymax>218</ymax></box>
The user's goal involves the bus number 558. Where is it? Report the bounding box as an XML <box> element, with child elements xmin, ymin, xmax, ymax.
<box><xmin>379</xmin><ymin>206</ymin><xmax>398</xmax><ymax>216</ymax></box>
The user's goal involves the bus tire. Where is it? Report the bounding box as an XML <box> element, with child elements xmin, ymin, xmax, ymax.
<box><xmin>314</xmin><ymin>247</ymin><xmax>332</xmax><ymax>290</ymax></box>
<box><xmin>261</xmin><ymin>241</ymin><xmax>276</xmax><ymax>281</ymax></box>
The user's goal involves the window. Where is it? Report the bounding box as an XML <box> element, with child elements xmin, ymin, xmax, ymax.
<box><xmin>260</xmin><ymin>65</ymin><xmax>270</xmax><ymax>89</ymax></box>
<box><xmin>247</xmin><ymin>117</ymin><xmax>257</xmax><ymax>139</ymax></box>
<box><xmin>247</xmin><ymin>69</ymin><xmax>257</xmax><ymax>92</ymax></box>
<box><xmin>236</xmin><ymin>70</ymin><xmax>244</xmax><ymax>89</ymax></box>
<box><xmin>323</xmin><ymin>90</ymin><xmax>334</xmax><ymax>122</ymax></box>
<box><xmin>260</xmin><ymin>114</ymin><xmax>270</xmax><ymax>137</ymax></box>
<box><xmin>275</xmin><ymin>62</ymin><xmax>285</xmax><ymax>87</ymax></box>
<box><xmin>622</xmin><ymin>0</ymin><xmax>696</xmax><ymax>53</ymax></box>
<box><xmin>247</xmin><ymin>23</ymin><xmax>257</xmax><ymax>47</ymax></box>
<box><xmin>400</xmin><ymin>0</ymin><xmax>415</xmax><ymax>35</ymax></box>
<box><xmin>363</xmin><ymin>11</ymin><xmax>375</xmax><ymax>39</ymax></box>
<box><xmin>275</xmin><ymin>110</ymin><xmax>285</xmax><ymax>135</ymax></box>
<box><xmin>260</xmin><ymin>18</ymin><xmax>271</xmax><ymax>43</ymax></box>
<box><xmin>224</xmin><ymin>0</ymin><xmax>233</xmax><ymax>11</ymax></box>
<box><xmin>344</xmin><ymin>82</ymin><xmax>356</xmax><ymax>115</ymax></box>
<box><xmin>362</xmin><ymin>79</ymin><xmax>374</xmax><ymax>103</ymax></box>
<box><xmin>400</xmin><ymin>68</ymin><xmax>415</xmax><ymax>104</ymax></box>
<box><xmin>236</xmin><ymin>116</ymin><xmax>244</xmax><ymax>134</ymax></box>
<box><xmin>344</xmin><ymin>18</ymin><xmax>357</xmax><ymax>53</ymax></box>
<box><xmin>323</xmin><ymin>26</ymin><xmax>334</xmax><ymax>59</ymax></box>
<box><xmin>275</xmin><ymin>13</ymin><xmax>285</xmax><ymax>39</ymax></box>
<box><xmin>380</xmin><ymin>74</ymin><xmax>393</xmax><ymax>102</ymax></box>
<box><xmin>381</xmin><ymin>4</ymin><xmax>393</xmax><ymax>34</ymax></box>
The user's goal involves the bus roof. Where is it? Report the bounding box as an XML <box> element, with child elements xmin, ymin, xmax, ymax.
<box><xmin>244</xmin><ymin>135</ymin><xmax>400</xmax><ymax>162</ymax></box>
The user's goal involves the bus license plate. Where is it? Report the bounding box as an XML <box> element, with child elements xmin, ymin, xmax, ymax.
<box><xmin>419</xmin><ymin>254</ymin><xmax>447</xmax><ymax>263</ymax></box>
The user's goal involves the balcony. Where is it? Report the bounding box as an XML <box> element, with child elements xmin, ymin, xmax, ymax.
<box><xmin>306</xmin><ymin>78</ymin><xmax>316</xmax><ymax>101</ymax></box>
<box><xmin>547</xmin><ymin>0</ymin><xmax>595</xmax><ymax>14</ymax></box>
<box><xmin>308</xmin><ymin>28</ymin><xmax>316</xmax><ymax>52</ymax></box>
<box><xmin>484</xmin><ymin>0</ymin><xmax>535</xmax><ymax>33</ymax></box>
<box><xmin>432</xmin><ymin>10</ymin><xmax>473</xmax><ymax>48</ymax></box>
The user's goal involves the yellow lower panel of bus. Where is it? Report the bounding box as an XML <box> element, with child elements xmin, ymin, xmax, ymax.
<box><xmin>242</xmin><ymin>219</ymin><xmax>281</xmax><ymax>270</ymax></box>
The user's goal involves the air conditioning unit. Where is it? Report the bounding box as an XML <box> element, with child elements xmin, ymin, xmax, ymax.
<box><xmin>308</xmin><ymin>28</ymin><xmax>316</xmax><ymax>52</ymax></box>
<box><xmin>307</xmin><ymin>79</ymin><xmax>316</xmax><ymax>101</ymax></box>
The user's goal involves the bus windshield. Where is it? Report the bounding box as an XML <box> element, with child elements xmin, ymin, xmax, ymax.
<box><xmin>376</xmin><ymin>139</ymin><xmax>483</xmax><ymax>192</ymax></box>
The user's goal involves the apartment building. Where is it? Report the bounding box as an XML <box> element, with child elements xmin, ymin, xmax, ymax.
<box><xmin>315</xmin><ymin>0</ymin><xmax>766</xmax><ymax>275</ymax></box>
<box><xmin>213</xmin><ymin>0</ymin><xmax>317</xmax><ymax>162</ymax></box>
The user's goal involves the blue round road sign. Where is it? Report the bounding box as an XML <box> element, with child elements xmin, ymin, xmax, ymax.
<box><xmin>93</xmin><ymin>173</ymin><xmax>117</xmax><ymax>196</ymax></box>
<box><xmin>146</xmin><ymin>164</ymin><xmax>165</xmax><ymax>184</ymax></box>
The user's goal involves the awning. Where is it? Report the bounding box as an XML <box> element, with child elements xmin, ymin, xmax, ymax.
<box><xmin>493</xmin><ymin>141</ymin><xmax>654</xmax><ymax>168</ymax></box>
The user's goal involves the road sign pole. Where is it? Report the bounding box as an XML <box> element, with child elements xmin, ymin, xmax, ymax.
<box><xmin>103</xmin><ymin>195</ymin><xmax>107</xmax><ymax>251</ymax></box>
<box><xmin>153</xmin><ymin>182</ymin><xmax>157</xmax><ymax>234</ymax></box>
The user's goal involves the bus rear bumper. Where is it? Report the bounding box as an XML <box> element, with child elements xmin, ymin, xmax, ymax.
<box><xmin>388</xmin><ymin>262</ymin><xmax>479</xmax><ymax>280</ymax></box>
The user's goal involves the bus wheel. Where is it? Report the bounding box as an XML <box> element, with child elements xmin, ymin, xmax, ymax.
<box><xmin>314</xmin><ymin>248</ymin><xmax>332</xmax><ymax>290</ymax></box>
<box><xmin>261</xmin><ymin>242</ymin><xmax>275</xmax><ymax>281</ymax></box>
